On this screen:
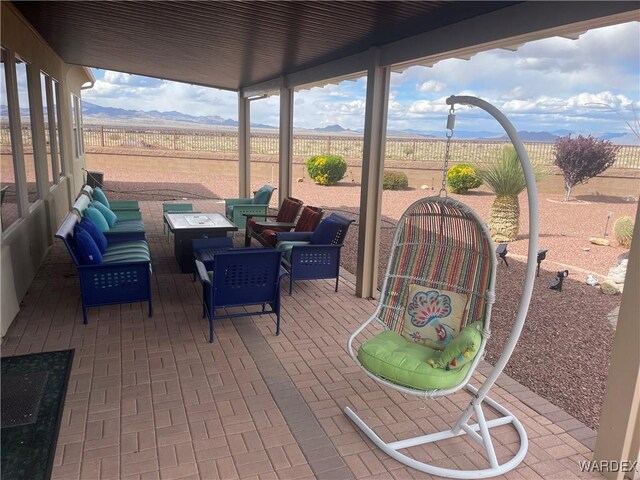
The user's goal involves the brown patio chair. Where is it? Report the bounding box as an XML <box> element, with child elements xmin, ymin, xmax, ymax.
<box><xmin>244</xmin><ymin>197</ymin><xmax>303</xmax><ymax>247</ymax></box>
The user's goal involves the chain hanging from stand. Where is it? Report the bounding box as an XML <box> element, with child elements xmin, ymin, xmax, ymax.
<box><xmin>439</xmin><ymin>105</ymin><xmax>456</xmax><ymax>197</ymax></box>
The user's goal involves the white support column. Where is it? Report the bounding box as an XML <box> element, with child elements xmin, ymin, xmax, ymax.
<box><xmin>356</xmin><ymin>50</ymin><xmax>390</xmax><ymax>299</ymax></box>
<box><xmin>238</xmin><ymin>92</ymin><xmax>251</xmax><ymax>198</ymax></box>
<box><xmin>278</xmin><ymin>84</ymin><xmax>294</xmax><ymax>206</ymax></box>
<box><xmin>593</xmin><ymin>206</ymin><xmax>640</xmax><ymax>480</ymax></box>
<box><xmin>26</xmin><ymin>65</ymin><xmax>48</xmax><ymax>199</ymax></box>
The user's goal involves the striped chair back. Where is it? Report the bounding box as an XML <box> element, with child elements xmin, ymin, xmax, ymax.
<box><xmin>376</xmin><ymin>196</ymin><xmax>496</xmax><ymax>335</ymax></box>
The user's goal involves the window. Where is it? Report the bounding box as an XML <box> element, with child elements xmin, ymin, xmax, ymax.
<box><xmin>15</xmin><ymin>56</ymin><xmax>39</xmax><ymax>206</ymax></box>
<box><xmin>53</xmin><ymin>80</ymin><xmax>64</xmax><ymax>177</ymax></box>
<box><xmin>40</xmin><ymin>72</ymin><xmax>54</xmax><ymax>186</ymax></box>
<box><xmin>1</xmin><ymin>48</ymin><xmax>18</xmax><ymax>231</ymax></box>
<box><xmin>41</xmin><ymin>72</ymin><xmax>60</xmax><ymax>185</ymax></box>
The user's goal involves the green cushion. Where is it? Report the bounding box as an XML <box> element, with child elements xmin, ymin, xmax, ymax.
<box><xmin>436</xmin><ymin>321</ymin><xmax>483</xmax><ymax>370</ymax></box>
<box><xmin>252</xmin><ymin>185</ymin><xmax>273</xmax><ymax>205</ymax></box>
<box><xmin>92</xmin><ymin>201</ymin><xmax>118</xmax><ymax>227</ymax></box>
<box><xmin>357</xmin><ymin>330</ymin><xmax>473</xmax><ymax>391</ymax></box>
<box><xmin>83</xmin><ymin>206</ymin><xmax>110</xmax><ymax>232</ymax></box>
<box><xmin>275</xmin><ymin>240</ymin><xmax>310</xmax><ymax>262</ymax></box>
<box><xmin>93</xmin><ymin>187</ymin><xmax>110</xmax><ymax>208</ymax></box>
<box><xmin>109</xmin><ymin>220</ymin><xmax>145</xmax><ymax>232</ymax></box>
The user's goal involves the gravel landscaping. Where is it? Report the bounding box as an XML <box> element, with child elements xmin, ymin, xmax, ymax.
<box><xmin>96</xmin><ymin>163</ymin><xmax>636</xmax><ymax>429</ymax></box>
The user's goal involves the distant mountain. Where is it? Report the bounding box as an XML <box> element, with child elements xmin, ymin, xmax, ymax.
<box><xmin>74</xmin><ymin>102</ymin><xmax>638</xmax><ymax>144</ymax></box>
<box><xmin>497</xmin><ymin>131</ymin><xmax>558</xmax><ymax>142</ymax></box>
<box><xmin>313</xmin><ymin>124</ymin><xmax>350</xmax><ymax>133</ymax></box>
<box><xmin>82</xmin><ymin>101</ymin><xmax>276</xmax><ymax>130</ymax></box>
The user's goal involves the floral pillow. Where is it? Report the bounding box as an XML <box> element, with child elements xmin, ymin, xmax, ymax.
<box><xmin>402</xmin><ymin>284</ymin><xmax>468</xmax><ymax>350</ymax></box>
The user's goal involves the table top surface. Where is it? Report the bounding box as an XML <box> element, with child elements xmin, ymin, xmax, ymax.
<box><xmin>164</xmin><ymin>212</ymin><xmax>237</xmax><ymax>231</ymax></box>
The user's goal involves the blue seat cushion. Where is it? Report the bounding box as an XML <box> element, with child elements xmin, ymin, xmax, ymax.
<box><xmin>93</xmin><ymin>187</ymin><xmax>110</xmax><ymax>208</ymax></box>
<box><xmin>74</xmin><ymin>226</ymin><xmax>103</xmax><ymax>265</ymax></box>
<box><xmin>92</xmin><ymin>201</ymin><xmax>118</xmax><ymax>228</ymax></box>
<box><xmin>77</xmin><ymin>218</ymin><xmax>108</xmax><ymax>254</ymax></box>
<box><xmin>84</xmin><ymin>206</ymin><xmax>110</xmax><ymax>232</ymax></box>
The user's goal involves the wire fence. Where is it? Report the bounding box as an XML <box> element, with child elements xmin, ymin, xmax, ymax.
<box><xmin>2</xmin><ymin>124</ymin><xmax>640</xmax><ymax>168</ymax></box>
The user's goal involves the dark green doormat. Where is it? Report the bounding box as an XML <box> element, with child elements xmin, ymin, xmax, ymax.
<box><xmin>1</xmin><ymin>349</ymin><xmax>74</xmax><ymax>480</ymax></box>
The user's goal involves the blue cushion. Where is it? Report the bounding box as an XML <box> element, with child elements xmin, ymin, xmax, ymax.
<box><xmin>92</xmin><ymin>201</ymin><xmax>118</xmax><ymax>228</ymax></box>
<box><xmin>78</xmin><ymin>218</ymin><xmax>108</xmax><ymax>254</ymax></box>
<box><xmin>310</xmin><ymin>217</ymin><xmax>342</xmax><ymax>245</ymax></box>
<box><xmin>252</xmin><ymin>186</ymin><xmax>273</xmax><ymax>205</ymax></box>
<box><xmin>93</xmin><ymin>187</ymin><xmax>110</xmax><ymax>208</ymax></box>
<box><xmin>74</xmin><ymin>226</ymin><xmax>103</xmax><ymax>265</ymax></box>
<box><xmin>84</xmin><ymin>206</ymin><xmax>110</xmax><ymax>232</ymax></box>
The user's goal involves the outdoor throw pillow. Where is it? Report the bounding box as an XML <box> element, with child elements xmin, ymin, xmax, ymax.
<box><xmin>92</xmin><ymin>187</ymin><xmax>110</xmax><ymax>208</ymax></box>
<box><xmin>310</xmin><ymin>216</ymin><xmax>341</xmax><ymax>245</ymax></box>
<box><xmin>74</xmin><ymin>226</ymin><xmax>103</xmax><ymax>265</ymax></box>
<box><xmin>252</xmin><ymin>185</ymin><xmax>272</xmax><ymax>205</ymax></box>
<box><xmin>83</xmin><ymin>205</ymin><xmax>110</xmax><ymax>232</ymax></box>
<box><xmin>92</xmin><ymin>201</ymin><xmax>118</xmax><ymax>228</ymax></box>
<box><xmin>432</xmin><ymin>321</ymin><xmax>483</xmax><ymax>370</ymax></box>
<box><xmin>402</xmin><ymin>284</ymin><xmax>468</xmax><ymax>350</ymax></box>
<box><xmin>78</xmin><ymin>218</ymin><xmax>108</xmax><ymax>254</ymax></box>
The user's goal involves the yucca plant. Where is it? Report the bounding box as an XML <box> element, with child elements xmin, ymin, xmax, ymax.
<box><xmin>477</xmin><ymin>146</ymin><xmax>546</xmax><ymax>242</ymax></box>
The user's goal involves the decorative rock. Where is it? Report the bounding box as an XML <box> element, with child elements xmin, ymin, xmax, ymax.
<box><xmin>589</xmin><ymin>237</ymin><xmax>610</xmax><ymax>246</ymax></box>
<box><xmin>585</xmin><ymin>275</ymin><xmax>599</xmax><ymax>286</ymax></box>
<box><xmin>296</xmin><ymin>178</ymin><xmax>304</xmax><ymax>183</ymax></box>
<box><xmin>607</xmin><ymin>259</ymin><xmax>628</xmax><ymax>284</ymax></box>
<box><xmin>600</xmin><ymin>279</ymin><xmax>620</xmax><ymax>295</ymax></box>
<box><xmin>582</xmin><ymin>247</ymin><xmax>590</xmax><ymax>252</ymax></box>
<box><xmin>421</xmin><ymin>185</ymin><xmax>430</xmax><ymax>190</ymax></box>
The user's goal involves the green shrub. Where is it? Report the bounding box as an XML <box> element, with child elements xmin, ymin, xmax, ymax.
<box><xmin>383</xmin><ymin>170</ymin><xmax>409</xmax><ymax>190</ymax></box>
<box><xmin>613</xmin><ymin>216</ymin><xmax>634</xmax><ymax>248</ymax></box>
<box><xmin>306</xmin><ymin>154</ymin><xmax>347</xmax><ymax>186</ymax></box>
<box><xmin>446</xmin><ymin>163</ymin><xmax>482</xmax><ymax>194</ymax></box>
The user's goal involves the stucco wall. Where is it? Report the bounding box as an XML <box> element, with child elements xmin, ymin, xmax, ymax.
<box><xmin>1</xmin><ymin>3</ymin><xmax>92</xmax><ymax>335</ymax></box>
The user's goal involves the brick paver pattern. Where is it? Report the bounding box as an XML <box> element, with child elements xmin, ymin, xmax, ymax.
<box><xmin>1</xmin><ymin>200</ymin><xmax>603</xmax><ymax>480</ymax></box>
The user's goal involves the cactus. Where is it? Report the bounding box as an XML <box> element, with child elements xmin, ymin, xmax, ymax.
<box><xmin>613</xmin><ymin>216</ymin><xmax>634</xmax><ymax>248</ymax></box>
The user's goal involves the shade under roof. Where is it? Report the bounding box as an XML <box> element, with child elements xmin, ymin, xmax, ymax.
<box><xmin>12</xmin><ymin>1</ymin><xmax>517</xmax><ymax>90</ymax></box>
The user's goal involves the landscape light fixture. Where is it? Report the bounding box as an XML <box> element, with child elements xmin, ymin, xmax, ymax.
<box><xmin>603</xmin><ymin>211</ymin><xmax>613</xmax><ymax>237</ymax></box>
<box><xmin>536</xmin><ymin>248</ymin><xmax>548</xmax><ymax>277</ymax></box>
<box><xmin>549</xmin><ymin>270</ymin><xmax>569</xmax><ymax>292</ymax></box>
<box><xmin>496</xmin><ymin>243</ymin><xmax>508</xmax><ymax>266</ymax></box>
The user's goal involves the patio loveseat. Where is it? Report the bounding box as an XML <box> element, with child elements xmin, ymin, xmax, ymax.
<box><xmin>56</xmin><ymin>212</ymin><xmax>153</xmax><ymax>324</ymax></box>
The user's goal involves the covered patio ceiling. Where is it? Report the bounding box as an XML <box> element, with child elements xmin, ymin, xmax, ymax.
<box><xmin>11</xmin><ymin>1</ymin><xmax>639</xmax><ymax>93</ymax></box>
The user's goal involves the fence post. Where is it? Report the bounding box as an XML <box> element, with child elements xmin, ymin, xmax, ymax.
<box><xmin>327</xmin><ymin>136</ymin><xmax>332</xmax><ymax>154</ymax></box>
<box><xmin>412</xmin><ymin>139</ymin><xmax>416</xmax><ymax>161</ymax></box>
<box><xmin>173</xmin><ymin>130</ymin><xmax>177</xmax><ymax>150</ymax></box>
<box><xmin>100</xmin><ymin>125</ymin><xmax>104</xmax><ymax>147</ymax></box>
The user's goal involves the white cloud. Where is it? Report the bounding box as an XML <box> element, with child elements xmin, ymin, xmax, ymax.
<box><xmin>417</xmin><ymin>80</ymin><xmax>446</xmax><ymax>93</ymax></box>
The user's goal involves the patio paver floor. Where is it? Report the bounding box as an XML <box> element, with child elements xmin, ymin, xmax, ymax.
<box><xmin>1</xmin><ymin>200</ymin><xmax>604</xmax><ymax>480</ymax></box>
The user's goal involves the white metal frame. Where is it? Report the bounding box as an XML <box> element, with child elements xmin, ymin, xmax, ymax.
<box><xmin>345</xmin><ymin>95</ymin><xmax>540</xmax><ymax>479</ymax></box>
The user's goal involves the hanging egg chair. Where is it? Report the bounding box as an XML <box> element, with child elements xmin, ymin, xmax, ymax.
<box><xmin>345</xmin><ymin>95</ymin><xmax>539</xmax><ymax>479</ymax></box>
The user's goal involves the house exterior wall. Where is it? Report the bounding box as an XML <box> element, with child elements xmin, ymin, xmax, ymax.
<box><xmin>1</xmin><ymin>3</ymin><xmax>92</xmax><ymax>335</ymax></box>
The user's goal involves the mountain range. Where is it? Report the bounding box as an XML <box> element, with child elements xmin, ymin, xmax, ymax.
<box><xmin>2</xmin><ymin>102</ymin><xmax>637</xmax><ymax>144</ymax></box>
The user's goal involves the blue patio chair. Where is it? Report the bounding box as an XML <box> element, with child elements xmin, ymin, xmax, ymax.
<box><xmin>192</xmin><ymin>236</ymin><xmax>234</xmax><ymax>281</ymax></box>
<box><xmin>195</xmin><ymin>249</ymin><xmax>287</xmax><ymax>343</ymax></box>
<box><xmin>224</xmin><ymin>184</ymin><xmax>276</xmax><ymax>229</ymax></box>
<box><xmin>275</xmin><ymin>212</ymin><xmax>354</xmax><ymax>293</ymax></box>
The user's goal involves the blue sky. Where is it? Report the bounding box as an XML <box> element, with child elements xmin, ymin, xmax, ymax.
<box><xmin>85</xmin><ymin>22</ymin><xmax>640</xmax><ymax>136</ymax></box>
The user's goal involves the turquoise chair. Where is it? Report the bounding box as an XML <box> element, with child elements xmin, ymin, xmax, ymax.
<box><xmin>224</xmin><ymin>185</ymin><xmax>276</xmax><ymax>229</ymax></box>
